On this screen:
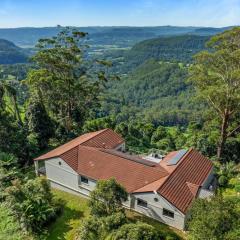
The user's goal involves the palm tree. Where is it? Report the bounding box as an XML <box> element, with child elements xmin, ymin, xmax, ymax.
<box><xmin>0</xmin><ymin>152</ymin><xmax>18</xmax><ymax>169</ymax></box>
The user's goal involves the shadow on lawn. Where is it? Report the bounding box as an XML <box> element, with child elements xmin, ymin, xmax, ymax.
<box><xmin>45</xmin><ymin>205</ymin><xmax>84</xmax><ymax>240</ymax></box>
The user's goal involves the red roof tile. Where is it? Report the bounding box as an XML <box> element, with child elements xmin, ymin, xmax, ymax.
<box><xmin>133</xmin><ymin>176</ymin><xmax>168</xmax><ymax>193</ymax></box>
<box><xmin>77</xmin><ymin>146</ymin><xmax>168</xmax><ymax>193</ymax></box>
<box><xmin>81</xmin><ymin>129</ymin><xmax>124</xmax><ymax>149</ymax></box>
<box><xmin>186</xmin><ymin>182</ymin><xmax>200</xmax><ymax>196</ymax></box>
<box><xmin>158</xmin><ymin>149</ymin><xmax>213</xmax><ymax>213</ymax></box>
<box><xmin>34</xmin><ymin>129</ymin><xmax>213</xmax><ymax>213</ymax></box>
<box><xmin>61</xmin><ymin>146</ymin><xmax>79</xmax><ymax>171</ymax></box>
<box><xmin>35</xmin><ymin>129</ymin><xmax>124</xmax><ymax>161</ymax></box>
<box><xmin>159</xmin><ymin>151</ymin><xmax>183</xmax><ymax>173</ymax></box>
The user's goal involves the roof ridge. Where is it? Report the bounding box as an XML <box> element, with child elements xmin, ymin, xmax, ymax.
<box><xmin>99</xmin><ymin>149</ymin><xmax>170</xmax><ymax>170</ymax></box>
<box><xmin>79</xmin><ymin>128</ymin><xmax>109</xmax><ymax>145</ymax></box>
<box><xmin>186</xmin><ymin>181</ymin><xmax>200</xmax><ymax>187</ymax></box>
<box><xmin>157</xmin><ymin>148</ymin><xmax>193</xmax><ymax>192</ymax></box>
<box><xmin>133</xmin><ymin>175</ymin><xmax>169</xmax><ymax>193</ymax></box>
<box><xmin>186</xmin><ymin>182</ymin><xmax>200</xmax><ymax>196</ymax></box>
<box><xmin>34</xmin><ymin>129</ymin><xmax>110</xmax><ymax>160</ymax></box>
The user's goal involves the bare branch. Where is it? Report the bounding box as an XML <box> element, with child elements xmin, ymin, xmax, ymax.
<box><xmin>227</xmin><ymin>124</ymin><xmax>240</xmax><ymax>137</ymax></box>
<box><xmin>207</xmin><ymin>96</ymin><xmax>223</xmax><ymax>117</ymax></box>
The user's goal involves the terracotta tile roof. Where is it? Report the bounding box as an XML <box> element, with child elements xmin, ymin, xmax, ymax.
<box><xmin>81</xmin><ymin>129</ymin><xmax>124</xmax><ymax>149</ymax></box>
<box><xmin>159</xmin><ymin>151</ymin><xmax>182</xmax><ymax>173</ymax></box>
<box><xmin>133</xmin><ymin>176</ymin><xmax>168</xmax><ymax>193</ymax></box>
<box><xmin>35</xmin><ymin>129</ymin><xmax>124</xmax><ymax>161</ymax></box>
<box><xmin>158</xmin><ymin>149</ymin><xmax>213</xmax><ymax>214</ymax></box>
<box><xmin>61</xmin><ymin>146</ymin><xmax>79</xmax><ymax>171</ymax></box>
<box><xmin>186</xmin><ymin>182</ymin><xmax>200</xmax><ymax>196</ymax></box>
<box><xmin>77</xmin><ymin>146</ymin><xmax>169</xmax><ymax>193</ymax></box>
<box><xmin>34</xmin><ymin>128</ymin><xmax>213</xmax><ymax>214</ymax></box>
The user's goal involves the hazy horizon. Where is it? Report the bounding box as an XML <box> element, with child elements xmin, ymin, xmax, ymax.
<box><xmin>0</xmin><ymin>25</ymin><xmax>236</xmax><ymax>29</ymax></box>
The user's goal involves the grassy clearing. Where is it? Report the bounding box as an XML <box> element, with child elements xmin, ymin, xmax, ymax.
<box><xmin>45</xmin><ymin>189</ymin><xmax>186</xmax><ymax>240</ymax></box>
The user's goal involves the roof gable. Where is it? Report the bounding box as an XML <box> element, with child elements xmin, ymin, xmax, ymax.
<box><xmin>158</xmin><ymin>149</ymin><xmax>213</xmax><ymax>213</ymax></box>
<box><xmin>35</xmin><ymin>128</ymin><xmax>124</xmax><ymax>161</ymax></box>
<box><xmin>81</xmin><ymin>129</ymin><xmax>124</xmax><ymax>149</ymax></box>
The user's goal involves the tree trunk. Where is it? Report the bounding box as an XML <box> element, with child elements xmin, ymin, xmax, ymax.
<box><xmin>217</xmin><ymin>113</ymin><xmax>229</xmax><ymax>161</ymax></box>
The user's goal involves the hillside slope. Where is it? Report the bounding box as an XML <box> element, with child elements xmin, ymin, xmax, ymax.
<box><xmin>0</xmin><ymin>39</ymin><xmax>27</xmax><ymax>64</ymax></box>
<box><xmin>124</xmin><ymin>35</ymin><xmax>209</xmax><ymax>68</ymax></box>
<box><xmin>102</xmin><ymin>59</ymin><xmax>204</xmax><ymax>125</ymax></box>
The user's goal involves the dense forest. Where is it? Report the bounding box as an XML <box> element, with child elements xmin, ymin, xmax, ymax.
<box><xmin>101</xmin><ymin>59</ymin><xmax>202</xmax><ymax>126</ymax></box>
<box><xmin>0</xmin><ymin>26</ymin><xmax>240</xmax><ymax>240</ymax></box>
<box><xmin>125</xmin><ymin>35</ymin><xmax>209</xmax><ymax>65</ymax></box>
<box><xmin>0</xmin><ymin>39</ymin><xmax>28</xmax><ymax>64</ymax></box>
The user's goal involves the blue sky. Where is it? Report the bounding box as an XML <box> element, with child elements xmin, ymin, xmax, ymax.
<box><xmin>0</xmin><ymin>0</ymin><xmax>239</xmax><ymax>28</ymax></box>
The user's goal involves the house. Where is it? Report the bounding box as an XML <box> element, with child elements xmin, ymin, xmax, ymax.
<box><xmin>34</xmin><ymin>128</ymin><xmax>215</xmax><ymax>230</ymax></box>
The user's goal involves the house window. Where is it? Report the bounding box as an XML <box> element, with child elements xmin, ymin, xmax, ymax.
<box><xmin>163</xmin><ymin>208</ymin><xmax>174</xmax><ymax>219</ymax></box>
<box><xmin>137</xmin><ymin>198</ymin><xmax>148</xmax><ymax>208</ymax></box>
<box><xmin>81</xmin><ymin>176</ymin><xmax>89</xmax><ymax>184</ymax></box>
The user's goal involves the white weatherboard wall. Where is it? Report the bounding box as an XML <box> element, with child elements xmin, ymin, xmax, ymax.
<box><xmin>45</xmin><ymin>157</ymin><xmax>96</xmax><ymax>196</ymax></box>
<box><xmin>44</xmin><ymin>157</ymin><xmax>131</xmax><ymax>208</ymax></box>
<box><xmin>132</xmin><ymin>192</ymin><xmax>185</xmax><ymax>230</ymax></box>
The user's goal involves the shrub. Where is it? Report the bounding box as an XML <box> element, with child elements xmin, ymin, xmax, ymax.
<box><xmin>112</xmin><ymin>222</ymin><xmax>163</xmax><ymax>240</ymax></box>
<box><xmin>89</xmin><ymin>178</ymin><xmax>128</xmax><ymax>217</ymax></box>
<box><xmin>187</xmin><ymin>196</ymin><xmax>240</xmax><ymax>240</ymax></box>
<box><xmin>5</xmin><ymin>177</ymin><xmax>61</xmax><ymax>233</ymax></box>
<box><xmin>218</xmin><ymin>175</ymin><xmax>228</xmax><ymax>186</ymax></box>
<box><xmin>77</xmin><ymin>216</ymin><xmax>101</xmax><ymax>240</ymax></box>
<box><xmin>234</xmin><ymin>184</ymin><xmax>240</xmax><ymax>193</ymax></box>
<box><xmin>77</xmin><ymin>213</ymin><xmax>127</xmax><ymax>240</ymax></box>
<box><xmin>103</xmin><ymin>212</ymin><xmax>127</xmax><ymax>232</ymax></box>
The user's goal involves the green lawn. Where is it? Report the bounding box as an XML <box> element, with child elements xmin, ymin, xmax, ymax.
<box><xmin>45</xmin><ymin>190</ymin><xmax>90</xmax><ymax>240</ymax></box>
<box><xmin>45</xmin><ymin>189</ymin><xmax>186</xmax><ymax>240</ymax></box>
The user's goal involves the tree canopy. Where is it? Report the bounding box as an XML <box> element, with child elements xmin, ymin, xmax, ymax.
<box><xmin>89</xmin><ymin>178</ymin><xmax>128</xmax><ymax>217</ymax></box>
<box><xmin>26</xmin><ymin>27</ymin><xmax>110</xmax><ymax>135</ymax></box>
<box><xmin>187</xmin><ymin>196</ymin><xmax>240</xmax><ymax>240</ymax></box>
<box><xmin>189</xmin><ymin>27</ymin><xmax>240</xmax><ymax>161</ymax></box>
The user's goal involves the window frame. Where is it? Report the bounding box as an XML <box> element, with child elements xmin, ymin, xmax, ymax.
<box><xmin>163</xmin><ymin>208</ymin><xmax>174</xmax><ymax>219</ymax></box>
<box><xmin>80</xmin><ymin>176</ymin><xmax>89</xmax><ymax>185</ymax></box>
<box><xmin>137</xmin><ymin>198</ymin><xmax>148</xmax><ymax>208</ymax></box>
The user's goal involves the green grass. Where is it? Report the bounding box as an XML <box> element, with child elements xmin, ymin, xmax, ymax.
<box><xmin>0</xmin><ymin>203</ymin><xmax>33</xmax><ymax>240</ymax></box>
<box><xmin>45</xmin><ymin>190</ymin><xmax>90</xmax><ymax>240</ymax></box>
<box><xmin>45</xmin><ymin>189</ymin><xmax>186</xmax><ymax>240</ymax></box>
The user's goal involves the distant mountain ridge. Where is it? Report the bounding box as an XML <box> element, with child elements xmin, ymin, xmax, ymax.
<box><xmin>0</xmin><ymin>39</ymin><xmax>28</xmax><ymax>64</ymax></box>
<box><xmin>0</xmin><ymin>26</ymin><xmax>233</xmax><ymax>47</ymax></box>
